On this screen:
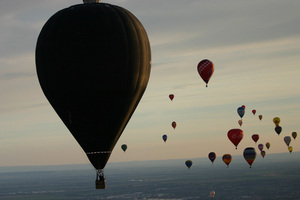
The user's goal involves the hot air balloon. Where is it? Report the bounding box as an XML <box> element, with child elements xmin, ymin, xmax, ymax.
<box><xmin>121</xmin><ymin>144</ymin><xmax>127</xmax><ymax>153</ymax></box>
<box><xmin>197</xmin><ymin>59</ymin><xmax>214</xmax><ymax>87</ymax></box>
<box><xmin>261</xmin><ymin>150</ymin><xmax>266</xmax><ymax>158</ymax></box>
<box><xmin>238</xmin><ymin>119</ymin><xmax>243</xmax><ymax>127</ymax></box>
<box><xmin>288</xmin><ymin>146</ymin><xmax>293</xmax><ymax>153</ymax></box>
<box><xmin>252</xmin><ymin>110</ymin><xmax>256</xmax><ymax>115</ymax></box>
<box><xmin>243</xmin><ymin>147</ymin><xmax>257</xmax><ymax>168</ymax></box>
<box><xmin>169</xmin><ymin>94</ymin><xmax>174</xmax><ymax>101</ymax></box>
<box><xmin>237</xmin><ymin>106</ymin><xmax>245</xmax><ymax>118</ymax></box>
<box><xmin>273</xmin><ymin>117</ymin><xmax>280</xmax><ymax>126</ymax></box>
<box><xmin>162</xmin><ymin>134</ymin><xmax>167</xmax><ymax>142</ymax></box>
<box><xmin>172</xmin><ymin>121</ymin><xmax>177</xmax><ymax>129</ymax></box>
<box><xmin>227</xmin><ymin>129</ymin><xmax>244</xmax><ymax>149</ymax></box>
<box><xmin>292</xmin><ymin>132</ymin><xmax>297</xmax><ymax>140</ymax></box>
<box><xmin>258</xmin><ymin>144</ymin><xmax>264</xmax><ymax>152</ymax></box>
<box><xmin>222</xmin><ymin>154</ymin><xmax>232</xmax><ymax>168</ymax></box>
<box><xmin>185</xmin><ymin>160</ymin><xmax>193</xmax><ymax>169</ymax></box>
<box><xmin>258</xmin><ymin>115</ymin><xmax>263</xmax><ymax>120</ymax></box>
<box><xmin>284</xmin><ymin>136</ymin><xmax>291</xmax><ymax>147</ymax></box>
<box><xmin>36</xmin><ymin>0</ymin><xmax>151</xmax><ymax>189</ymax></box>
<box><xmin>210</xmin><ymin>191</ymin><xmax>216</xmax><ymax>199</ymax></box>
<box><xmin>251</xmin><ymin>134</ymin><xmax>259</xmax><ymax>143</ymax></box>
<box><xmin>275</xmin><ymin>126</ymin><xmax>282</xmax><ymax>135</ymax></box>
<box><xmin>208</xmin><ymin>152</ymin><xmax>216</xmax><ymax>164</ymax></box>
<box><xmin>241</xmin><ymin>105</ymin><xmax>246</xmax><ymax>108</ymax></box>
<box><xmin>266</xmin><ymin>142</ymin><xmax>271</xmax><ymax>150</ymax></box>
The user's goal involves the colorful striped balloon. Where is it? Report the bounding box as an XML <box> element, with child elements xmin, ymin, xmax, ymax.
<box><xmin>243</xmin><ymin>147</ymin><xmax>257</xmax><ymax>168</ymax></box>
<box><xmin>222</xmin><ymin>154</ymin><xmax>232</xmax><ymax>168</ymax></box>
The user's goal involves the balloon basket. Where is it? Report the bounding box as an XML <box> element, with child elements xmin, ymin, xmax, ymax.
<box><xmin>95</xmin><ymin>179</ymin><xmax>106</xmax><ymax>189</ymax></box>
<box><xmin>95</xmin><ymin>170</ymin><xmax>106</xmax><ymax>189</ymax></box>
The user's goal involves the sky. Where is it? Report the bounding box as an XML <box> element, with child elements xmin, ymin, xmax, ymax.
<box><xmin>1</xmin><ymin>0</ymin><xmax>300</xmax><ymax>168</ymax></box>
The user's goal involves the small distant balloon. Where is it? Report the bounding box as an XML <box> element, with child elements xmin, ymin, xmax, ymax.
<box><xmin>162</xmin><ymin>134</ymin><xmax>167</xmax><ymax>142</ymax></box>
<box><xmin>169</xmin><ymin>94</ymin><xmax>174</xmax><ymax>101</ymax></box>
<box><xmin>185</xmin><ymin>160</ymin><xmax>193</xmax><ymax>169</ymax></box>
<box><xmin>252</xmin><ymin>110</ymin><xmax>256</xmax><ymax>115</ymax></box>
<box><xmin>243</xmin><ymin>147</ymin><xmax>257</xmax><ymax>168</ymax></box>
<box><xmin>242</xmin><ymin>105</ymin><xmax>246</xmax><ymax>109</ymax></box>
<box><xmin>252</xmin><ymin>134</ymin><xmax>259</xmax><ymax>143</ymax></box>
<box><xmin>258</xmin><ymin>115</ymin><xmax>263</xmax><ymax>121</ymax></box>
<box><xmin>288</xmin><ymin>146</ymin><xmax>293</xmax><ymax>153</ymax></box>
<box><xmin>292</xmin><ymin>132</ymin><xmax>297</xmax><ymax>140</ymax></box>
<box><xmin>210</xmin><ymin>191</ymin><xmax>216</xmax><ymax>199</ymax></box>
<box><xmin>266</xmin><ymin>142</ymin><xmax>271</xmax><ymax>150</ymax></box>
<box><xmin>261</xmin><ymin>150</ymin><xmax>266</xmax><ymax>158</ymax></box>
<box><xmin>208</xmin><ymin>152</ymin><xmax>216</xmax><ymax>164</ymax></box>
<box><xmin>237</xmin><ymin>106</ymin><xmax>245</xmax><ymax>118</ymax></box>
<box><xmin>222</xmin><ymin>154</ymin><xmax>232</xmax><ymax>168</ymax></box>
<box><xmin>284</xmin><ymin>136</ymin><xmax>291</xmax><ymax>147</ymax></box>
<box><xmin>238</xmin><ymin>119</ymin><xmax>243</xmax><ymax>127</ymax></box>
<box><xmin>197</xmin><ymin>59</ymin><xmax>214</xmax><ymax>87</ymax></box>
<box><xmin>258</xmin><ymin>144</ymin><xmax>264</xmax><ymax>152</ymax></box>
<box><xmin>121</xmin><ymin>144</ymin><xmax>127</xmax><ymax>152</ymax></box>
<box><xmin>273</xmin><ymin>117</ymin><xmax>280</xmax><ymax>126</ymax></box>
<box><xmin>172</xmin><ymin>121</ymin><xmax>177</xmax><ymax>129</ymax></box>
<box><xmin>227</xmin><ymin>129</ymin><xmax>244</xmax><ymax>149</ymax></box>
<box><xmin>275</xmin><ymin>126</ymin><xmax>282</xmax><ymax>135</ymax></box>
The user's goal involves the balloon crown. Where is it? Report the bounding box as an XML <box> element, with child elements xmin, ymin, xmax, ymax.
<box><xmin>83</xmin><ymin>0</ymin><xmax>101</xmax><ymax>3</ymax></box>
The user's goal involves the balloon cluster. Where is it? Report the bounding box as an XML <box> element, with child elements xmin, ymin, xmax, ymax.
<box><xmin>223</xmin><ymin>105</ymin><xmax>297</xmax><ymax>168</ymax></box>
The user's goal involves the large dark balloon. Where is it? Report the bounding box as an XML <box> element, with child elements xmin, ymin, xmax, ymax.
<box><xmin>36</xmin><ymin>2</ymin><xmax>151</xmax><ymax>171</ymax></box>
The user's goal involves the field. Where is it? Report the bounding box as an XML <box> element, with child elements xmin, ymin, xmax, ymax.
<box><xmin>1</xmin><ymin>152</ymin><xmax>300</xmax><ymax>200</ymax></box>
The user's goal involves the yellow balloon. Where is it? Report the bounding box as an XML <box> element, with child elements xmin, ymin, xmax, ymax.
<box><xmin>273</xmin><ymin>117</ymin><xmax>280</xmax><ymax>126</ymax></box>
<box><xmin>288</xmin><ymin>146</ymin><xmax>293</xmax><ymax>153</ymax></box>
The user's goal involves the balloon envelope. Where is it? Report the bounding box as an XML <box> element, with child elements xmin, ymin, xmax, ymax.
<box><xmin>238</xmin><ymin>119</ymin><xmax>243</xmax><ymax>126</ymax></box>
<box><xmin>185</xmin><ymin>160</ymin><xmax>193</xmax><ymax>169</ymax></box>
<box><xmin>273</xmin><ymin>117</ymin><xmax>280</xmax><ymax>126</ymax></box>
<box><xmin>210</xmin><ymin>191</ymin><xmax>215</xmax><ymax>198</ymax></box>
<box><xmin>258</xmin><ymin>144</ymin><xmax>264</xmax><ymax>151</ymax></box>
<box><xmin>35</xmin><ymin>3</ymin><xmax>151</xmax><ymax>170</ymax></box>
<box><xmin>172</xmin><ymin>121</ymin><xmax>177</xmax><ymax>129</ymax></box>
<box><xmin>162</xmin><ymin>134</ymin><xmax>167</xmax><ymax>142</ymax></box>
<box><xmin>292</xmin><ymin>132</ymin><xmax>297</xmax><ymax>140</ymax></box>
<box><xmin>252</xmin><ymin>110</ymin><xmax>256</xmax><ymax>115</ymax></box>
<box><xmin>252</xmin><ymin>134</ymin><xmax>259</xmax><ymax>143</ymax></box>
<box><xmin>222</xmin><ymin>154</ymin><xmax>232</xmax><ymax>167</ymax></box>
<box><xmin>284</xmin><ymin>136</ymin><xmax>291</xmax><ymax>146</ymax></box>
<box><xmin>275</xmin><ymin>126</ymin><xmax>282</xmax><ymax>135</ymax></box>
<box><xmin>197</xmin><ymin>59</ymin><xmax>214</xmax><ymax>87</ymax></box>
<box><xmin>288</xmin><ymin>146</ymin><xmax>293</xmax><ymax>153</ymax></box>
<box><xmin>258</xmin><ymin>115</ymin><xmax>263</xmax><ymax>120</ymax></box>
<box><xmin>208</xmin><ymin>152</ymin><xmax>216</xmax><ymax>164</ymax></box>
<box><xmin>261</xmin><ymin>150</ymin><xmax>266</xmax><ymax>158</ymax></box>
<box><xmin>169</xmin><ymin>94</ymin><xmax>174</xmax><ymax>101</ymax></box>
<box><xmin>227</xmin><ymin>129</ymin><xmax>244</xmax><ymax>149</ymax></box>
<box><xmin>243</xmin><ymin>147</ymin><xmax>257</xmax><ymax>168</ymax></box>
<box><xmin>266</xmin><ymin>142</ymin><xmax>271</xmax><ymax>149</ymax></box>
<box><xmin>237</xmin><ymin>107</ymin><xmax>245</xmax><ymax>118</ymax></box>
<box><xmin>121</xmin><ymin>144</ymin><xmax>127</xmax><ymax>152</ymax></box>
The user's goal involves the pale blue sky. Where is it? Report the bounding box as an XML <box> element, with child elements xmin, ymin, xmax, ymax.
<box><xmin>1</xmin><ymin>0</ymin><xmax>300</xmax><ymax>167</ymax></box>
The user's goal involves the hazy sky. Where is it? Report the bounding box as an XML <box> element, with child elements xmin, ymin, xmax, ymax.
<box><xmin>1</xmin><ymin>0</ymin><xmax>300</xmax><ymax>168</ymax></box>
